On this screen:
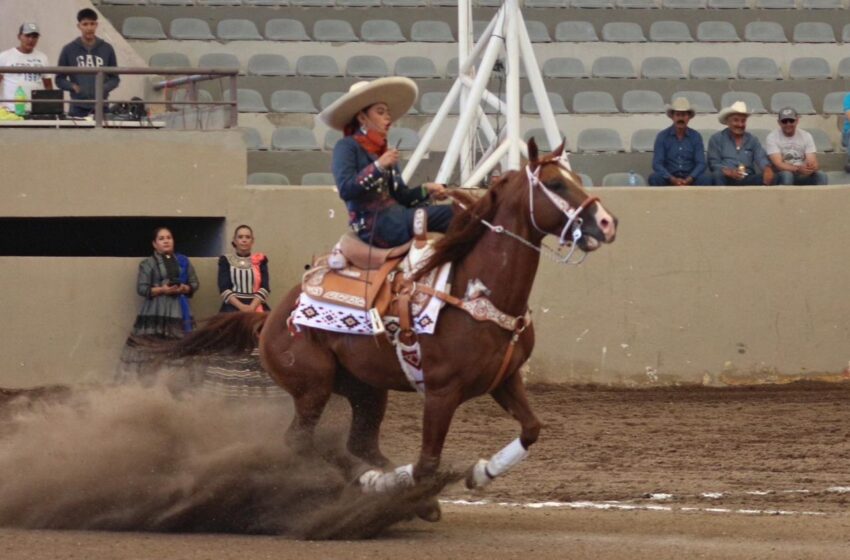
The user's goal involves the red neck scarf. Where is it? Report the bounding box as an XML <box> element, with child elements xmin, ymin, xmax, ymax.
<box><xmin>354</xmin><ymin>129</ymin><xmax>387</xmax><ymax>156</ymax></box>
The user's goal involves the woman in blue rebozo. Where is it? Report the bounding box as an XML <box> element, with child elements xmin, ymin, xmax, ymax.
<box><xmin>319</xmin><ymin>77</ymin><xmax>454</xmax><ymax>248</ymax></box>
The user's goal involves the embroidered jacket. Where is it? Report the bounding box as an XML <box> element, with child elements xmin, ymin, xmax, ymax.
<box><xmin>331</xmin><ymin>135</ymin><xmax>429</xmax><ymax>235</ymax></box>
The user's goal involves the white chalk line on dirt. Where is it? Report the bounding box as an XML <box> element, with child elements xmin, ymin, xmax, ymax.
<box><xmin>440</xmin><ymin>498</ymin><xmax>826</xmax><ymax>517</ymax></box>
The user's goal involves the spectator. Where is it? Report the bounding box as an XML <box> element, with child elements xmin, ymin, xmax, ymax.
<box><xmin>765</xmin><ymin>107</ymin><xmax>827</xmax><ymax>186</ymax></box>
<box><xmin>321</xmin><ymin>78</ymin><xmax>452</xmax><ymax>248</ymax></box>
<box><xmin>0</xmin><ymin>23</ymin><xmax>49</xmax><ymax>114</ymax></box>
<box><xmin>56</xmin><ymin>8</ymin><xmax>119</xmax><ymax>118</ymax></box>
<box><xmin>843</xmin><ymin>92</ymin><xmax>850</xmax><ymax>173</ymax></box>
<box><xmin>218</xmin><ymin>225</ymin><xmax>270</xmax><ymax>313</ymax></box>
<box><xmin>708</xmin><ymin>101</ymin><xmax>775</xmax><ymax>186</ymax></box>
<box><xmin>648</xmin><ymin>98</ymin><xmax>711</xmax><ymax>186</ymax></box>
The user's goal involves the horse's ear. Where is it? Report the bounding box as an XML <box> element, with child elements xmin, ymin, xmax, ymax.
<box><xmin>527</xmin><ymin>137</ymin><xmax>539</xmax><ymax>164</ymax></box>
<box><xmin>552</xmin><ymin>137</ymin><xmax>566</xmax><ymax>158</ymax></box>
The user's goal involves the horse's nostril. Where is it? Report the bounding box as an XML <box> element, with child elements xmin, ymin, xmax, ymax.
<box><xmin>600</xmin><ymin>218</ymin><xmax>610</xmax><ymax>228</ymax></box>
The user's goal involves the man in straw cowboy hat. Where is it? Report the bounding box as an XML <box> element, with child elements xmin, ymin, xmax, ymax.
<box><xmin>649</xmin><ymin>98</ymin><xmax>711</xmax><ymax>186</ymax></box>
<box><xmin>708</xmin><ymin>101</ymin><xmax>774</xmax><ymax>186</ymax></box>
<box><xmin>320</xmin><ymin>77</ymin><xmax>453</xmax><ymax>248</ymax></box>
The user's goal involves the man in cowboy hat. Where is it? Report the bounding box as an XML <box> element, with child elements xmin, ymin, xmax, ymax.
<box><xmin>320</xmin><ymin>77</ymin><xmax>452</xmax><ymax>248</ymax></box>
<box><xmin>648</xmin><ymin>97</ymin><xmax>711</xmax><ymax>186</ymax></box>
<box><xmin>708</xmin><ymin>101</ymin><xmax>774</xmax><ymax>186</ymax></box>
<box><xmin>765</xmin><ymin>107</ymin><xmax>827</xmax><ymax>186</ymax></box>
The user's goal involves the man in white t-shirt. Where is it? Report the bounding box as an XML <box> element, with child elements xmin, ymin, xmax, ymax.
<box><xmin>0</xmin><ymin>23</ymin><xmax>50</xmax><ymax>113</ymax></box>
<box><xmin>765</xmin><ymin>107</ymin><xmax>828</xmax><ymax>186</ymax></box>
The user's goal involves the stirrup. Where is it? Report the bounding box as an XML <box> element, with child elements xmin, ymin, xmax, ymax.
<box><xmin>369</xmin><ymin>308</ymin><xmax>385</xmax><ymax>335</ymax></box>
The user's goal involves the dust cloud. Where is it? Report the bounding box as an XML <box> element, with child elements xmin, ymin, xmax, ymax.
<box><xmin>0</xmin><ymin>382</ymin><xmax>454</xmax><ymax>539</ymax></box>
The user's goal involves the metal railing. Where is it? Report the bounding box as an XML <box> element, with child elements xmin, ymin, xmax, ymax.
<box><xmin>0</xmin><ymin>66</ymin><xmax>239</xmax><ymax>127</ymax></box>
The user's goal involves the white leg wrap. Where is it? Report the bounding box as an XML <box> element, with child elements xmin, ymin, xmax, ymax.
<box><xmin>359</xmin><ymin>464</ymin><xmax>415</xmax><ymax>494</ymax></box>
<box><xmin>469</xmin><ymin>438</ymin><xmax>529</xmax><ymax>489</ymax></box>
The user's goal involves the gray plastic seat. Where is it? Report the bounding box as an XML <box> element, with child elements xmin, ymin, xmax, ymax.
<box><xmin>314</xmin><ymin>20</ymin><xmax>359</xmax><ymax>42</ymax></box>
<box><xmin>104</xmin><ymin>0</ymin><xmax>148</xmax><ymax>4</ymax></box>
<box><xmin>707</xmin><ymin>0</ymin><xmax>746</xmax><ymax>6</ymax></box>
<box><xmin>473</xmin><ymin>21</ymin><xmax>489</xmax><ymax>41</ymax></box>
<box><xmin>247</xmin><ymin>54</ymin><xmax>292</xmax><ymax>76</ymax></box>
<box><xmin>572</xmin><ymin>0</ymin><xmax>615</xmax><ymax>6</ymax></box>
<box><xmin>224</xmin><ymin>88</ymin><xmax>268</xmax><ymax>112</ymax></box>
<box><xmin>346</xmin><ymin>55</ymin><xmax>389</xmax><ymax>77</ymax></box>
<box><xmin>361</xmin><ymin>20</ymin><xmax>406</xmax><ymax>42</ymax></box>
<box><xmin>172</xmin><ymin>88</ymin><xmax>214</xmax><ymax>105</ymax></box>
<box><xmin>123</xmin><ymin>17</ymin><xmax>166</xmax><ymax>39</ymax></box>
<box><xmin>522</xmin><ymin>129</ymin><xmax>566</xmax><ymax>152</ymax></box>
<box><xmin>602</xmin><ymin>172</ymin><xmax>647</xmax><ymax>186</ymax></box>
<box><xmin>843</xmin><ymin>24</ymin><xmax>850</xmax><ymax>43</ymax></box>
<box><xmin>431</xmin><ymin>0</ymin><xmax>457</xmax><ymax>5</ymax></box>
<box><xmin>576</xmin><ymin>173</ymin><xmax>593</xmax><ymax>187</ymax></box>
<box><xmin>319</xmin><ymin>92</ymin><xmax>345</xmax><ymax>110</ymax></box>
<box><xmin>241</xmin><ymin>128</ymin><xmax>266</xmax><ymax>151</ymax></box>
<box><xmin>526</xmin><ymin>0</ymin><xmax>569</xmax><ymax>6</ymax></box>
<box><xmin>217</xmin><ymin>19</ymin><xmax>263</xmax><ymax>41</ymax></box>
<box><xmin>555</xmin><ymin>21</ymin><xmax>598</xmax><ymax>42</ymax></box>
<box><xmin>744</xmin><ymin>22</ymin><xmax>787</xmax><ymax>42</ymax></box>
<box><xmin>197</xmin><ymin>53</ymin><xmax>241</xmax><ymax>71</ymax></box>
<box><xmin>411</xmin><ymin>21</ymin><xmax>454</xmax><ymax>42</ymax></box>
<box><xmin>338</xmin><ymin>0</ymin><xmax>380</xmax><ymax>5</ymax></box>
<box><xmin>793</xmin><ymin>22</ymin><xmax>835</xmax><ymax>43</ymax></box>
<box><xmin>749</xmin><ymin>128</ymin><xmax>770</xmax><ymax>145</ymax></box>
<box><xmin>838</xmin><ymin>57</ymin><xmax>850</xmax><ymax>78</ymax></box>
<box><xmin>696</xmin><ymin>21</ymin><xmax>740</xmax><ymax>42</ymax></box>
<box><xmin>323</xmin><ymin>129</ymin><xmax>343</xmax><ymax>150</ymax></box>
<box><xmin>770</xmin><ymin>92</ymin><xmax>816</xmax><ymax>114</ymax></box>
<box><xmin>737</xmin><ymin>57</ymin><xmax>782</xmax><ymax>80</ymax></box>
<box><xmin>525</xmin><ymin>21</ymin><xmax>552</xmax><ymax>43</ymax></box>
<box><xmin>199</xmin><ymin>0</ymin><xmax>243</xmax><ymax>5</ymax></box>
<box><xmin>149</xmin><ymin>52</ymin><xmax>191</xmax><ymax>68</ymax></box>
<box><xmin>296</xmin><ymin>55</ymin><xmax>341</xmax><ymax>76</ymax></box>
<box><xmin>698</xmin><ymin>129</ymin><xmax>721</xmax><ymax>147</ymax></box>
<box><xmin>720</xmin><ymin>91</ymin><xmax>767</xmax><ymax>114</ymax></box>
<box><xmin>671</xmin><ymin>91</ymin><xmax>716</xmax><ymax>113</ymax></box>
<box><xmin>630</xmin><ymin>129</ymin><xmax>658</xmax><ymax>152</ymax></box>
<box><xmin>616</xmin><ymin>0</ymin><xmax>658</xmax><ymax>6</ymax></box>
<box><xmin>641</xmin><ymin>57</ymin><xmax>685</xmax><ymax>79</ymax></box>
<box><xmin>383</xmin><ymin>0</ymin><xmax>427</xmax><ymax>6</ymax></box>
<box><xmin>826</xmin><ymin>171</ymin><xmax>849</xmax><ymax>185</ymax></box>
<box><xmin>270</xmin><ymin>90</ymin><xmax>317</xmax><ymax>113</ymax></box>
<box><xmin>388</xmin><ymin>127</ymin><xmax>420</xmax><ymax>150</ymax></box>
<box><xmin>150</xmin><ymin>0</ymin><xmax>194</xmax><ymax>5</ymax></box>
<box><xmin>803</xmin><ymin>0</ymin><xmax>842</xmax><ymax>6</ymax></box>
<box><xmin>301</xmin><ymin>173</ymin><xmax>336</xmax><ymax>186</ymax></box>
<box><xmin>573</xmin><ymin>91</ymin><xmax>618</xmax><ymax>113</ymax></box>
<box><xmin>808</xmin><ymin>129</ymin><xmax>833</xmax><ymax>152</ymax></box>
<box><xmin>789</xmin><ymin>57</ymin><xmax>831</xmax><ymax>79</ymax></box>
<box><xmin>542</xmin><ymin>57</ymin><xmax>588</xmax><ymax>78</ymax></box>
<box><xmin>663</xmin><ymin>0</ymin><xmax>706</xmax><ymax>5</ymax></box>
<box><xmin>689</xmin><ymin>57</ymin><xmax>733</xmax><ymax>79</ymax></box>
<box><xmin>271</xmin><ymin>127</ymin><xmax>319</xmax><ymax>151</ymax></box>
<box><xmin>245</xmin><ymin>0</ymin><xmax>287</xmax><ymax>4</ymax></box>
<box><xmin>602</xmin><ymin>22</ymin><xmax>646</xmax><ymax>42</ymax></box>
<box><xmin>621</xmin><ymin>90</ymin><xmax>665</xmax><ymax>113</ymax></box>
<box><xmin>521</xmin><ymin>92</ymin><xmax>568</xmax><ymax>114</ymax></box>
<box><xmin>649</xmin><ymin>21</ymin><xmax>693</xmax><ymax>42</ymax></box>
<box><xmin>755</xmin><ymin>0</ymin><xmax>795</xmax><ymax>6</ymax></box>
<box><xmin>420</xmin><ymin>91</ymin><xmax>459</xmax><ymax>115</ymax></box>
<box><xmin>592</xmin><ymin>56</ymin><xmax>637</xmax><ymax>78</ymax></box>
<box><xmin>266</xmin><ymin>19</ymin><xmax>310</xmax><ymax>41</ymax></box>
<box><xmin>394</xmin><ymin>56</ymin><xmax>439</xmax><ymax>78</ymax></box>
<box><xmin>823</xmin><ymin>92</ymin><xmax>846</xmax><ymax>114</ymax></box>
<box><xmin>248</xmin><ymin>172</ymin><xmax>290</xmax><ymax>185</ymax></box>
<box><xmin>170</xmin><ymin>18</ymin><xmax>214</xmax><ymax>40</ymax></box>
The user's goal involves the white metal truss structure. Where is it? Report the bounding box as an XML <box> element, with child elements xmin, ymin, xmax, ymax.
<box><xmin>402</xmin><ymin>0</ymin><xmax>567</xmax><ymax>188</ymax></box>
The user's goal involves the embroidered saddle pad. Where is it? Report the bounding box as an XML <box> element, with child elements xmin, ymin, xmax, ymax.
<box><xmin>302</xmin><ymin>255</ymin><xmax>400</xmax><ymax>313</ymax></box>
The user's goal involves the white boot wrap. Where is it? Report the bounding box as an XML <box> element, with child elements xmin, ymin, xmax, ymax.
<box><xmin>486</xmin><ymin>438</ymin><xmax>529</xmax><ymax>478</ymax></box>
<box><xmin>359</xmin><ymin>464</ymin><xmax>415</xmax><ymax>494</ymax></box>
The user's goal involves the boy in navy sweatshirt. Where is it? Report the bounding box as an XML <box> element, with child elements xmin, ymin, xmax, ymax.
<box><xmin>56</xmin><ymin>8</ymin><xmax>119</xmax><ymax>118</ymax></box>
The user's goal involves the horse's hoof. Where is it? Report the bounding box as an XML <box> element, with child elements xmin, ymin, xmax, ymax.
<box><xmin>465</xmin><ymin>458</ymin><xmax>492</xmax><ymax>490</ymax></box>
<box><xmin>415</xmin><ymin>498</ymin><xmax>442</xmax><ymax>523</ymax></box>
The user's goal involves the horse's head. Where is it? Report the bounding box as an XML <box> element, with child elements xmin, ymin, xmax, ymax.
<box><xmin>525</xmin><ymin>138</ymin><xmax>617</xmax><ymax>253</ymax></box>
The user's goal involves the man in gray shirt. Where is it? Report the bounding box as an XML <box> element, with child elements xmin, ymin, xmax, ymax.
<box><xmin>708</xmin><ymin>101</ymin><xmax>775</xmax><ymax>186</ymax></box>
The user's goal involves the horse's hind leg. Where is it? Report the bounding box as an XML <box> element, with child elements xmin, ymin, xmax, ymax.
<box><xmin>466</xmin><ymin>371</ymin><xmax>542</xmax><ymax>489</ymax></box>
<box><xmin>334</xmin><ymin>372</ymin><xmax>391</xmax><ymax>468</ymax></box>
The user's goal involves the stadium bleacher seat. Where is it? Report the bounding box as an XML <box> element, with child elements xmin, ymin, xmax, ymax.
<box><xmin>388</xmin><ymin>127</ymin><xmax>421</xmax><ymax>150</ymax></box>
<box><xmin>602</xmin><ymin>172</ymin><xmax>647</xmax><ymax>186</ymax></box>
<box><xmin>170</xmin><ymin>18</ymin><xmax>215</xmax><ymax>40</ymax></box>
<box><xmin>755</xmin><ymin>0</ymin><xmax>795</xmax><ymax>7</ymax></box>
<box><xmin>573</xmin><ymin>91</ymin><xmax>619</xmax><ymax>113</ymax></box>
<box><xmin>172</xmin><ymin>89</ymin><xmax>214</xmax><ymax>106</ymax></box>
<box><xmin>247</xmin><ymin>54</ymin><xmax>293</xmax><ymax>76</ymax></box>
<box><xmin>802</xmin><ymin>0</ymin><xmax>842</xmax><ymax>7</ymax></box>
<box><xmin>198</xmin><ymin>53</ymin><xmax>241</xmax><ymax>72</ymax></box>
<box><xmin>296</xmin><ymin>55</ymin><xmax>341</xmax><ymax>76</ymax></box>
<box><xmin>542</xmin><ymin>57</ymin><xmax>588</xmax><ymax>78</ymax></box>
<box><xmin>265</xmin><ymin>19</ymin><xmax>310</xmax><ymax>41</ymax></box>
<box><xmin>526</xmin><ymin>0</ymin><xmax>569</xmax><ymax>7</ymax></box>
<box><xmin>616</xmin><ymin>0</ymin><xmax>658</xmax><ymax>6</ymax></box>
<box><xmin>525</xmin><ymin>21</ymin><xmax>552</xmax><ymax>42</ymax></box>
<box><xmin>338</xmin><ymin>0</ymin><xmax>380</xmax><ymax>6</ymax></box>
<box><xmin>523</xmin><ymin>129</ymin><xmax>566</xmax><ymax>152</ymax></box>
<box><xmin>123</xmin><ymin>17</ymin><xmax>166</xmax><ymax>40</ymax></box>
<box><xmin>663</xmin><ymin>0</ymin><xmax>706</xmax><ymax>6</ymax></box>
<box><xmin>383</xmin><ymin>0</ymin><xmax>427</xmax><ymax>6</ymax></box>
<box><xmin>641</xmin><ymin>57</ymin><xmax>686</xmax><ymax>79</ymax></box>
<box><xmin>555</xmin><ymin>21</ymin><xmax>599</xmax><ymax>42</ymax></box>
<box><xmin>201</xmin><ymin>0</ymin><xmax>243</xmax><ymax>6</ymax></box>
<box><xmin>217</xmin><ymin>19</ymin><xmax>263</xmax><ymax>41</ymax></box>
<box><xmin>842</xmin><ymin>24</ymin><xmax>850</xmax><ymax>43</ymax></box>
<box><xmin>104</xmin><ymin>0</ymin><xmax>147</xmax><ymax>4</ymax></box>
<box><xmin>272</xmin><ymin>127</ymin><xmax>320</xmax><ymax>151</ymax></box>
<box><xmin>248</xmin><ymin>172</ymin><xmax>290</xmax><ymax>185</ymax></box>
<box><xmin>621</xmin><ymin>90</ymin><xmax>666</xmax><ymax>113</ymax></box>
<box><xmin>521</xmin><ymin>92</ymin><xmax>568</xmax><ymax>114</ymax></box>
<box><xmin>788</xmin><ymin>57</ymin><xmax>831</xmax><ymax>79</ymax></box>
<box><xmin>346</xmin><ymin>55</ymin><xmax>389</xmax><ymax>77</ymax></box>
<box><xmin>822</xmin><ymin>92</ymin><xmax>846</xmax><ymax>114</ymax></box>
<box><xmin>241</xmin><ymin>128</ymin><xmax>266</xmax><ymax>151</ymax></box>
<box><xmin>696</xmin><ymin>21</ymin><xmax>740</xmax><ymax>42</ymax></box>
<box><xmin>671</xmin><ymin>91</ymin><xmax>717</xmax><ymax>113</ymax></box>
<box><xmin>689</xmin><ymin>57</ymin><xmax>734</xmax><ymax>79</ymax></box>
<box><xmin>793</xmin><ymin>22</ymin><xmax>836</xmax><ymax>43</ymax></box>
<box><xmin>592</xmin><ymin>56</ymin><xmax>637</xmax><ymax>78</ymax></box>
<box><xmin>808</xmin><ymin>128</ymin><xmax>834</xmax><ymax>152</ymax></box>
<box><xmin>737</xmin><ymin>57</ymin><xmax>783</xmax><ymax>80</ymax></box>
<box><xmin>769</xmin><ymin>92</ymin><xmax>816</xmax><ymax>114</ymax></box>
<box><xmin>319</xmin><ymin>92</ymin><xmax>345</xmax><ymax>110</ymax></box>
<box><xmin>630</xmin><ymin>129</ymin><xmax>658</xmax><ymax>152</ymax></box>
<box><xmin>245</xmin><ymin>0</ymin><xmax>288</xmax><ymax>5</ymax></box>
<box><xmin>323</xmin><ymin>129</ymin><xmax>343</xmax><ymax>150</ymax></box>
<box><xmin>420</xmin><ymin>91</ymin><xmax>459</xmax><ymax>114</ymax></box>
<box><xmin>826</xmin><ymin>171</ymin><xmax>850</xmax><ymax>184</ymax></box>
<box><xmin>698</xmin><ymin>129</ymin><xmax>720</xmax><ymax>147</ymax></box>
<box><xmin>411</xmin><ymin>21</ymin><xmax>454</xmax><ymax>42</ymax></box>
<box><xmin>224</xmin><ymin>89</ymin><xmax>268</xmax><ymax>112</ymax></box>
<box><xmin>602</xmin><ymin>22</ymin><xmax>646</xmax><ymax>42</ymax></box>
<box><xmin>150</xmin><ymin>0</ymin><xmax>194</xmax><ymax>5</ymax></box>
<box><xmin>837</xmin><ymin>57</ymin><xmax>850</xmax><ymax>78</ymax></box>
<box><xmin>707</xmin><ymin>0</ymin><xmax>747</xmax><ymax>7</ymax></box>
<box><xmin>394</xmin><ymin>57</ymin><xmax>439</xmax><ymax>78</ymax></box>
<box><xmin>313</xmin><ymin>20</ymin><xmax>359</xmax><ymax>42</ymax></box>
<box><xmin>361</xmin><ymin>20</ymin><xmax>406</xmax><ymax>42</ymax></box>
<box><xmin>270</xmin><ymin>90</ymin><xmax>317</xmax><ymax>113</ymax></box>
<box><xmin>749</xmin><ymin>128</ymin><xmax>770</xmax><ymax>145</ymax></box>
<box><xmin>744</xmin><ymin>22</ymin><xmax>787</xmax><ymax>42</ymax></box>
<box><xmin>577</xmin><ymin>173</ymin><xmax>594</xmax><ymax>187</ymax></box>
<box><xmin>301</xmin><ymin>173</ymin><xmax>336</xmax><ymax>185</ymax></box>
<box><xmin>149</xmin><ymin>52</ymin><xmax>191</xmax><ymax>68</ymax></box>
<box><xmin>649</xmin><ymin>21</ymin><xmax>693</xmax><ymax>42</ymax></box>
<box><xmin>577</xmin><ymin>129</ymin><xmax>625</xmax><ymax>152</ymax></box>
<box><xmin>720</xmin><ymin>91</ymin><xmax>767</xmax><ymax>113</ymax></box>
<box><xmin>572</xmin><ymin>0</ymin><xmax>615</xmax><ymax>6</ymax></box>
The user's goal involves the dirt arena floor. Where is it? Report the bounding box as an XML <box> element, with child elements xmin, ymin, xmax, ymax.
<box><xmin>2</xmin><ymin>381</ymin><xmax>850</xmax><ymax>559</ymax></box>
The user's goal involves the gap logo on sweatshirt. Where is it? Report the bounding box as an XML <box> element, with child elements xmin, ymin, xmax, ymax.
<box><xmin>75</xmin><ymin>54</ymin><xmax>105</xmax><ymax>67</ymax></box>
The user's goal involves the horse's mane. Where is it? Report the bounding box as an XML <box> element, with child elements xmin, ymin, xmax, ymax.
<box><xmin>414</xmin><ymin>174</ymin><xmax>516</xmax><ymax>280</ymax></box>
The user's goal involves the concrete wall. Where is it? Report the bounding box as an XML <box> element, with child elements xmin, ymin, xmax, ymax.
<box><xmin>1</xmin><ymin>129</ymin><xmax>850</xmax><ymax>388</ymax></box>
<box><xmin>2</xmin><ymin>0</ymin><xmax>145</xmax><ymax>102</ymax></box>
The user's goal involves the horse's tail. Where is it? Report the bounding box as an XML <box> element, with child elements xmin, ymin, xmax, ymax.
<box><xmin>156</xmin><ymin>312</ymin><xmax>270</xmax><ymax>358</ymax></box>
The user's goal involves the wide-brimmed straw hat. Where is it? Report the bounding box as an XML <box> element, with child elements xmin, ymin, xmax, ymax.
<box><xmin>665</xmin><ymin>97</ymin><xmax>695</xmax><ymax>118</ymax></box>
<box><xmin>318</xmin><ymin>77</ymin><xmax>418</xmax><ymax>131</ymax></box>
<box><xmin>717</xmin><ymin>101</ymin><xmax>751</xmax><ymax>125</ymax></box>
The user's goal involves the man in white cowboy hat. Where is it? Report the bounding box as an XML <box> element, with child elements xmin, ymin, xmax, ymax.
<box><xmin>0</xmin><ymin>22</ymin><xmax>50</xmax><ymax>114</ymax></box>
<box><xmin>708</xmin><ymin>101</ymin><xmax>774</xmax><ymax>186</ymax></box>
<box><xmin>321</xmin><ymin>77</ymin><xmax>452</xmax><ymax>248</ymax></box>
<box><xmin>765</xmin><ymin>107</ymin><xmax>827</xmax><ymax>186</ymax></box>
<box><xmin>648</xmin><ymin>97</ymin><xmax>711</xmax><ymax>186</ymax></box>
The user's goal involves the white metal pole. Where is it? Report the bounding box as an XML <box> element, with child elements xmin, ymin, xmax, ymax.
<box><xmin>402</xmin><ymin>80</ymin><xmax>462</xmax><ymax>184</ymax></box>
<box><xmin>466</xmin><ymin>139</ymin><xmax>510</xmax><ymax>187</ymax></box>
<box><xmin>504</xmin><ymin>0</ymin><xmax>521</xmax><ymax>171</ymax></box>
<box><xmin>458</xmin><ymin>0</ymin><xmax>473</xmax><ymax>184</ymax></box>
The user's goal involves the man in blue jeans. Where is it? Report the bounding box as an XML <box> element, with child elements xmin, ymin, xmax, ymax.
<box><xmin>648</xmin><ymin>98</ymin><xmax>711</xmax><ymax>186</ymax></box>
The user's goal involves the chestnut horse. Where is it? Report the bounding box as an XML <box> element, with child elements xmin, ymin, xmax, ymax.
<box><xmin>172</xmin><ymin>139</ymin><xmax>616</xmax><ymax>502</ymax></box>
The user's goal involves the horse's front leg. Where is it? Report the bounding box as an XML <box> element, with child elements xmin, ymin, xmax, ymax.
<box><xmin>467</xmin><ymin>371</ymin><xmax>541</xmax><ymax>489</ymax></box>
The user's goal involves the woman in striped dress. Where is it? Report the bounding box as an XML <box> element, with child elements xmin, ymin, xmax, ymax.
<box><xmin>217</xmin><ymin>224</ymin><xmax>270</xmax><ymax>313</ymax></box>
